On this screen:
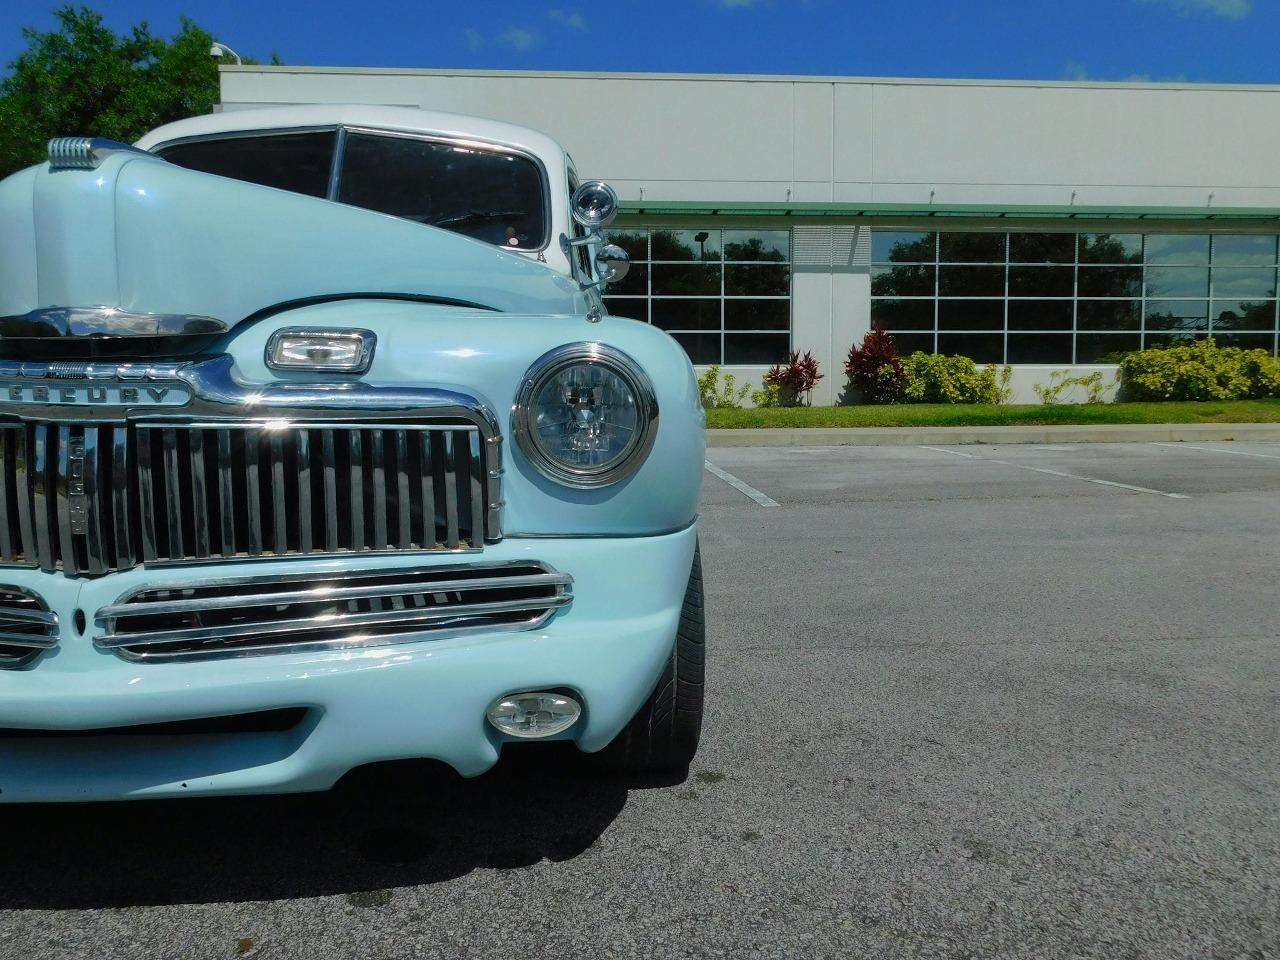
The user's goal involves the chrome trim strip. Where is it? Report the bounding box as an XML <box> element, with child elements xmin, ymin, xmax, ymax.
<box><xmin>31</xmin><ymin>425</ymin><xmax>53</xmax><ymax>571</ymax></box>
<box><xmin>0</xmin><ymin>631</ymin><xmax>58</xmax><ymax>649</ymax></box>
<box><xmin>0</xmin><ymin>307</ymin><xmax>225</xmax><ymax>341</ymax></box>
<box><xmin>321</xmin><ymin>431</ymin><xmax>338</xmax><ymax>553</ymax></box>
<box><xmin>111</xmin><ymin>426</ymin><xmax>132</xmax><ymax>569</ymax></box>
<box><xmin>443</xmin><ymin>432</ymin><xmax>460</xmax><ymax>548</ymax></box>
<box><xmin>137</xmin><ymin>428</ymin><xmax>158</xmax><ymax>562</ymax></box>
<box><xmin>0</xmin><ymin>607</ymin><xmax>58</xmax><ymax>625</ymax></box>
<box><xmin>394</xmin><ymin>430</ymin><xmax>411</xmax><ymax>549</ymax></box>
<box><xmin>161</xmin><ymin>428</ymin><xmax>184</xmax><ymax>559</ymax></box>
<box><xmin>189</xmin><ymin>429</ymin><xmax>210</xmax><ymax>559</ymax></box>
<box><xmin>82</xmin><ymin>427</ymin><xmax>107</xmax><ymax>574</ymax></box>
<box><xmin>0</xmin><ymin>587</ymin><xmax>59</xmax><ymax>665</ymax></box>
<box><xmin>370</xmin><ymin>429</ymin><xmax>387</xmax><ymax>549</ymax></box>
<box><xmin>106</xmin><ymin>558</ymin><xmax>561</xmax><ymax>593</ymax></box>
<box><xmin>0</xmin><ymin>432</ymin><xmax>11</xmax><ymax>562</ymax></box>
<box><xmin>96</xmin><ymin>595</ymin><xmax>573</xmax><ymax>648</ymax></box>
<box><xmin>94</xmin><ymin>560</ymin><xmax>572</xmax><ymax>663</ymax></box>
<box><xmin>108</xmin><ymin>617</ymin><xmax>555</xmax><ymax>663</ymax></box>
<box><xmin>55</xmin><ymin>426</ymin><xmax>77</xmax><ymax>576</ymax></box>
<box><xmin>216</xmin><ymin>430</ymin><xmax>235</xmax><ymax>559</ymax></box>
<box><xmin>270</xmin><ymin>432</ymin><xmax>287</xmax><ymax>553</ymax></box>
<box><xmin>349</xmin><ymin>430</ymin><xmax>364</xmax><ymax>551</ymax></box>
<box><xmin>297</xmin><ymin>430</ymin><xmax>313</xmax><ymax>553</ymax></box>
<box><xmin>47</xmin><ymin>137</ymin><xmax>152</xmax><ymax>170</ymax></box>
<box><xmin>97</xmin><ymin>572</ymin><xmax>572</xmax><ymax>618</ymax></box>
<box><xmin>13</xmin><ymin>428</ymin><xmax>34</xmax><ymax>563</ymax></box>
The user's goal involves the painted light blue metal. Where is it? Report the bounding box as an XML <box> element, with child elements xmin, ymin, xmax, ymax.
<box><xmin>226</xmin><ymin>303</ymin><xmax>705</xmax><ymax>537</ymax></box>
<box><xmin>0</xmin><ymin>152</ymin><xmax>587</xmax><ymax>322</ymax></box>
<box><xmin>0</xmin><ymin>529</ymin><xmax>696</xmax><ymax>800</ymax></box>
<box><xmin>0</xmin><ymin>120</ymin><xmax>704</xmax><ymax>801</ymax></box>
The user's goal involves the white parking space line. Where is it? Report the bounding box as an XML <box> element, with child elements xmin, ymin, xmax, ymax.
<box><xmin>921</xmin><ymin>446</ymin><xmax>1191</xmax><ymax>500</ymax></box>
<box><xmin>704</xmin><ymin>461</ymin><xmax>780</xmax><ymax>507</ymax></box>
<box><xmin>1152</xmin><ymin>441</ymin><xmax>1280</xmax><ymax>462</ymax></box>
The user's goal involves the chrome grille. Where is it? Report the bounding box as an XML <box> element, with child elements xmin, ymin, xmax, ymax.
<box><xmin>0</xmin><ymin>587</ymin><xmax>58</xmax><ymax>666</ymax></box>
<box><xmin>0</xmin><ymin>421</ymin><xmax>495</xmax><ymax>575</ymax></box>
<box><xmin>94</xmin><ymin>562</ymin><xmax>572</xmax><ymax>662</ymax></box>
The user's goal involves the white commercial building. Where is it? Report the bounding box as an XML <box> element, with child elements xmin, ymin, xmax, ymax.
<box><xmin>218</xmin><ymin>66</ymin><xmax>1280</xmax><ymax>404</ymax></box>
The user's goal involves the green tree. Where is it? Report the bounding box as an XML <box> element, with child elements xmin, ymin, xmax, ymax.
<box><xmin>0</xmin><ymin>6</ymin><xmax>219</xmax><ymax>178</ymax></box>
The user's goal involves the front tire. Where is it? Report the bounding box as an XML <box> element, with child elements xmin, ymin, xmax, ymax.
<box><xmin>596</xmin><ymin>543</ymin><xmax>705</xmax><ymax>772</ymax></box>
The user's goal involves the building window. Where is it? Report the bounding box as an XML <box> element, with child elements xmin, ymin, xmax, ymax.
<box><xmin>871</xmin><ymin>231</ymin><xmax>1280</xmax><ymax>363</ymax></box>
<box><xmin>603</xmin><ymin>228</ymin><xmax>792</xmax><ymax>364</ymax></box>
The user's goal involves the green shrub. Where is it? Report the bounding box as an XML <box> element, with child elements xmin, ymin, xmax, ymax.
<box><xmin>1118</xmin><ymin>339</ymin><xmax>1280</xmax><ymax>401</ymax></box>
<box><xmin>1034</xmin><ymin>370</ymin><xmax>1109</xmax><ymax>405</ymax></box>
<box><xmin>697</xmin><ymin>364</ymin><xmax>751</xmax><ymax>409</ymax></box>
<box><xmin>900</xmin><ymin>353</ymin><xmax>1013</xmax><ymax>405</ymax></box>
<box><xmin>750</xmin><ymin>382</ymin><xmax>782</xmax><ymax>408</ymax></box>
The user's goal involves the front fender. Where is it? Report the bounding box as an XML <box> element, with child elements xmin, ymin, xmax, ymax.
<box><xmin>218</xmin><ymin>300</ymin><xmax>705</xmax><ymax>537</ymax></box>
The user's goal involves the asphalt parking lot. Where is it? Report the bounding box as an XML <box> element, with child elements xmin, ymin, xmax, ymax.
<box><xmin>2</xmin><ymin>440</ymin><xmax>1278</xmax><ymax>960</ymax></box>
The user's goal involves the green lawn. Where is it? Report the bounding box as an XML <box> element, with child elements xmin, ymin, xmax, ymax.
<box><xmin>706</xmin><ymin>399</ymin><xmax>1280</xmax><ymax>429</ymax></box>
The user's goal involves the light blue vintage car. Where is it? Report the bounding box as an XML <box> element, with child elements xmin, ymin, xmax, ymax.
<box><xmin>0</xmin><ymin>105</ymin><xmax>705</xmax><ymax>801</ymax></box>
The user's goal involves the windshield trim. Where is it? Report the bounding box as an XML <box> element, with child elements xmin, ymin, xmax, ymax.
<box><xmin>151</xmin><ymin>123</ymin><xmax>554</xmax><ymax>254</ymax></box>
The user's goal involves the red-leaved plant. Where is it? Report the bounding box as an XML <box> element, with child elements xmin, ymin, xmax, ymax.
<box><xmin>845</xmin><ymin>324</ymin><xmax>906</xmax><ymax>404</ymax></box>
<box><xmin>764</xmin><ymin>350</ymin><xmax>823</xmax><ymax>406</ymax></box>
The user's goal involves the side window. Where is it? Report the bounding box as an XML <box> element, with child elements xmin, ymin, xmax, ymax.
<box><xmin>157</xmin><ymin>131</ymin><xmax>336</xmax><ymax>198</ymax></box>
<box><xmin>567</xmin><ymin>168</ymin><xmax>593</xmax><ymax>279</ymax></box>
<box><xmin>337</xmin><ymin>132</ymin><xmax>547</xmax><ymax>249</ymax></box>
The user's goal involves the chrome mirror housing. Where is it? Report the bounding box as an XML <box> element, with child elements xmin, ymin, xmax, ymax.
<box><xmin>595</xmin><ymin>243</ymin><xmax>631</xmax><ymax>284</ymax></box>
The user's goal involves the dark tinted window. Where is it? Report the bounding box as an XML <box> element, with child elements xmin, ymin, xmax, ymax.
<box><xmin>337</xmin><ymin>132</ymin><xmax>546</xmax><ymax>249</ymax></box>
<box><xmin>158</xmin><ymin>131</ymin><xmax>336</xmax><ymax>198</ymax></box>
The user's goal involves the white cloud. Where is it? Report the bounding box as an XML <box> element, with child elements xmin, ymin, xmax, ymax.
<box><xmin>497</xmin><ymin>26</ymin><xmax>540</xmax><ymax>50</ymax></box>
<box><xmin>465</xmin><ymin>26</ymin><xmax>540</xmax><ymax>52</ymax></box>
<box><xmin>548</xmin><ymin>9</ymin><xmax>588</xmax><ymax>31</ymax></box>
<box><xmin>1137</xmin><ymin>0</ymin><xmax>1251</xmax><ymax>20</ymax></box>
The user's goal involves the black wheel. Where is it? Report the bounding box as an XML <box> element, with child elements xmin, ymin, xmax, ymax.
<box><xmin>595</xmin><ymin>543</ymin><xmax>705</xmax><ymax>772</ymax></box>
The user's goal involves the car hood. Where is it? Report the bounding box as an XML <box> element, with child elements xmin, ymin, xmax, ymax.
<box><xmin>0</xmin><ymin>151</ymin><xmax>586</xmax><ymax>354</ymax></box>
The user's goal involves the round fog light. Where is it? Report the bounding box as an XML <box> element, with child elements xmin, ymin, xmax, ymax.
<box><xmin>486</xmin><ymin>691</ymin><xmax>581</xmax><ymax>739</ymax></box>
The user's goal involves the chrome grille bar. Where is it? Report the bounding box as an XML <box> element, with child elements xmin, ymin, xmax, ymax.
<box><xmin>0</xmin><ymin>419</ymin><xmax>497</xmax><ymax>575</ymax></box>
<box><xmin>31</xmin><ymin>425</ymin><xmax>54</xmax><ymax>571</ymax></box>
<box><xmin>0</xmin><ymin>431</ymin><xmax>12</xmax><ymax>562</ymax></box>
<box><xmin>0</xmin><ymin>587</ymin><xmax>58</xmax><ymax>666</ymax></box>
<box><xmin>95</xmin><ymin>561</ymin><xmax>570</xmax><ymax>663</ymax></box>
<box><xmin>111</xmin><ymin>426</ymin><xmax>132</xmax><ymax>570</ymax></box>
<box><xmin>82</xmin><ymin>426</ymin><xmax>108</xmax><ymax>575</ymax></box>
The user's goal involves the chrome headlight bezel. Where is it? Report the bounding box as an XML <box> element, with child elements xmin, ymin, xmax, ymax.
<box><xmin>512</xmin><ymin>343</ymin><xmax>659</xmax><ymax>488</ymax></box>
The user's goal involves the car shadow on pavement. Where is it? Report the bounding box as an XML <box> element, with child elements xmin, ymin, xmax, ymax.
<box><xmin>0</xmin><ymin>743</ymin><xmax>683</xmax><ymax>909</ymax></box>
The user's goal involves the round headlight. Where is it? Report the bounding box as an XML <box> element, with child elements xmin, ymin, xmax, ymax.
<box><xmin>513</xmin><ymin>343</ymin><xmax>658</xmax><ymax>487</ymax></box>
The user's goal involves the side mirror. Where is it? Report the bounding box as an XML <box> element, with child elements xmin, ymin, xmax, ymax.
<box><xmin>567</xmin><ymin>180</ymin><xmax>627</xmax><ymax>290</ymax></box>
<box><xmin>595</xmin><ymin>243</ymin><xmax>630</xmax><ymax>284</ymax></box>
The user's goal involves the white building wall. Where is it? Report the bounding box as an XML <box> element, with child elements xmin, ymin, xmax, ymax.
<box><xmin>218</xmin><ymin>68</ymin><xmax>1280</xmax><ymax>404</ymax></box>
<box><xmin>220</xmin><ymin>68</ymin><xmax>1280</xmax><ymax>209</ymax></box>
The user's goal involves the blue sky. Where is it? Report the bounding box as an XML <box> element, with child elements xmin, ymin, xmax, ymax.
<box><xmin>2</xmin><ymin>0</ymin><xmax>1279</xmax><ymax>84</ymax></box>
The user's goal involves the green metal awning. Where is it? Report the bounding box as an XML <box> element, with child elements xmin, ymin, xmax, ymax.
<box><xmin>618</xmin><ymin>200</ymin><xmax>1280</xmax><ymax>221</ymax></box>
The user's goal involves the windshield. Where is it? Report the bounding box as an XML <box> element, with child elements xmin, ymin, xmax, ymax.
<box><xmin>157</xmin><ymin>128</ymin><xmax>548</xmax><ymax>251</ymax></box>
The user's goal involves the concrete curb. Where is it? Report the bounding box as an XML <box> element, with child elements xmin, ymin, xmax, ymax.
<box><xmin>706</xmin><ymin>422</ymin><xmax>1280</xmax><ymax>447</ymax></box>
